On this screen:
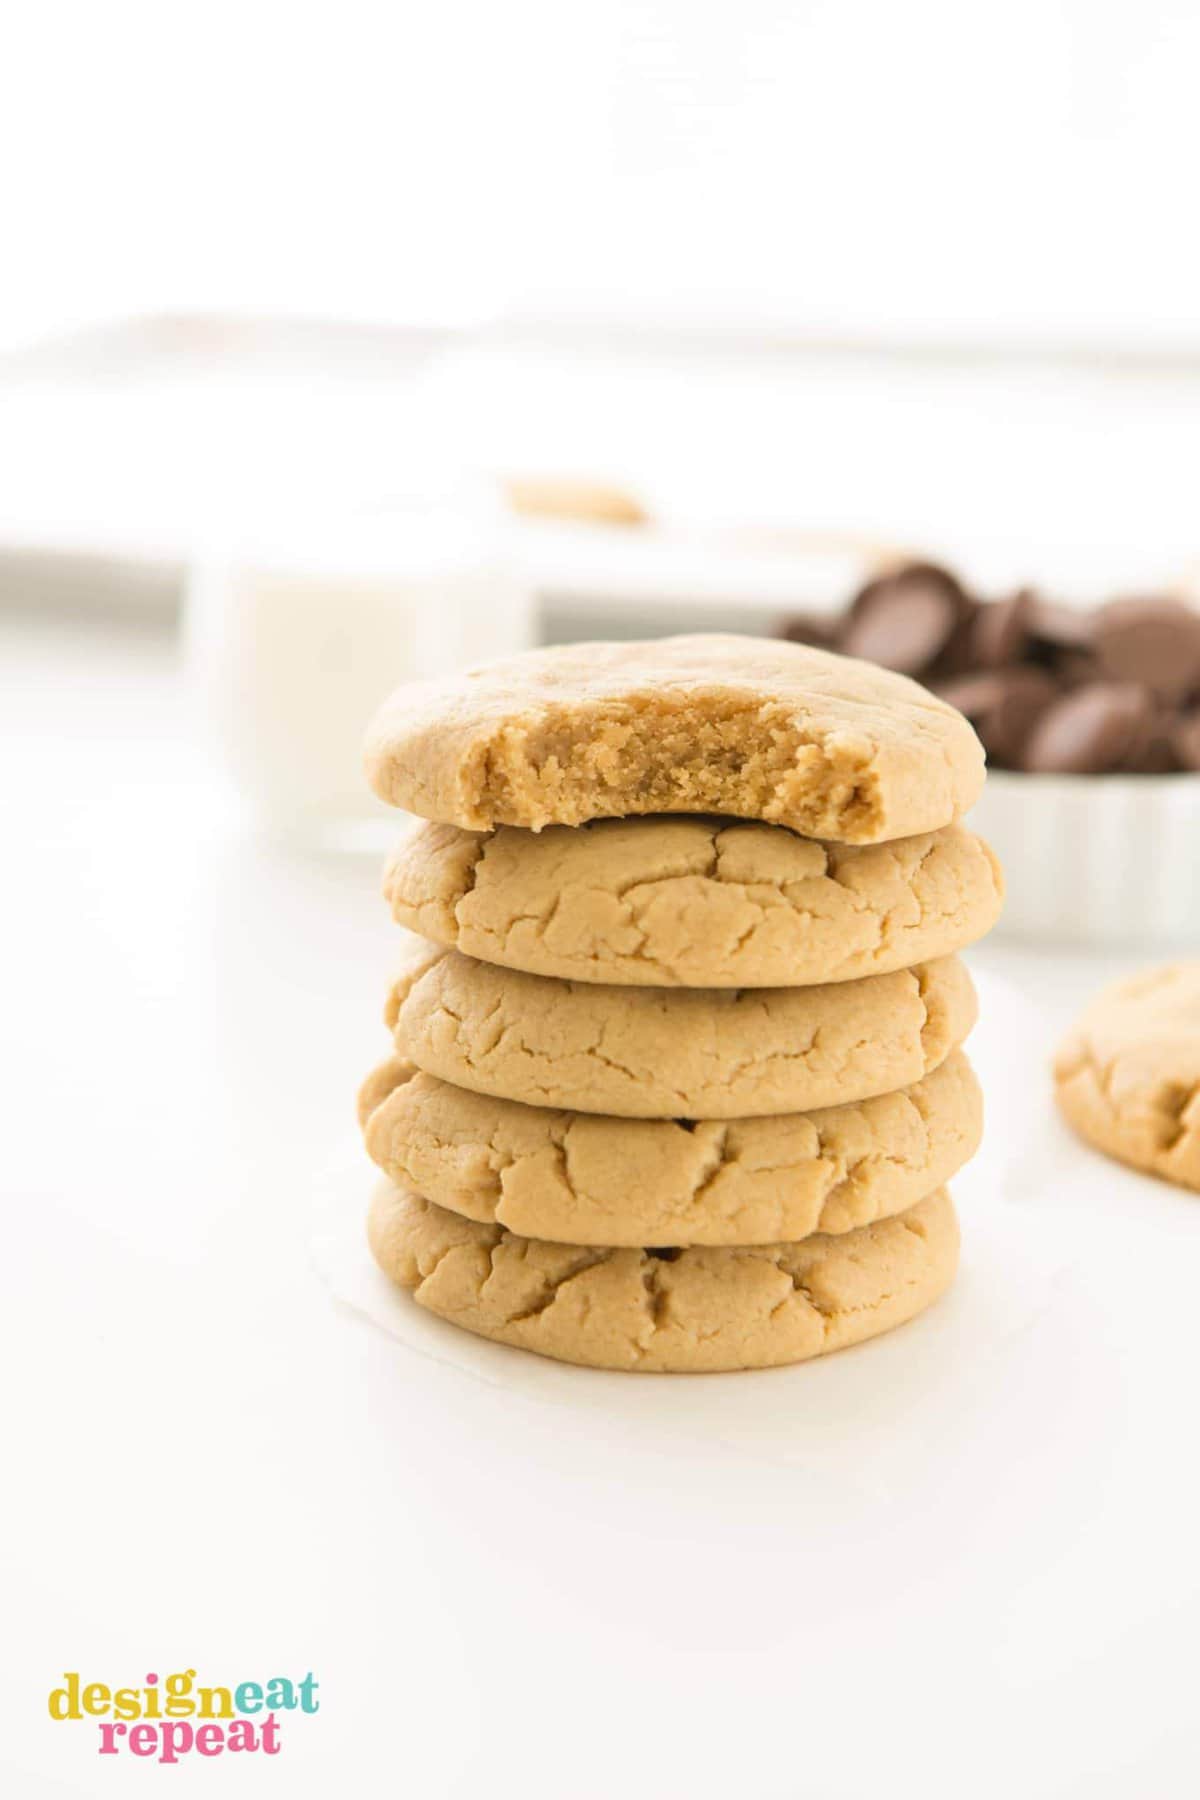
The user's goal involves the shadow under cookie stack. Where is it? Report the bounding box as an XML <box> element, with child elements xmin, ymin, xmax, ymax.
<box><xmin>357</xmin><ymin>636</ymin><xmax>1002</xmax><ymax>1374</ymax></box>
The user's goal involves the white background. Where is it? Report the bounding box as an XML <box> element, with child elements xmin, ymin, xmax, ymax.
<box><xmin>4</xmin><ymin>0</ymin><xmax>1200</xmax><ymax>351</ymax></box>
<box><xmin>6</xmin><ymin>0</ymin><xmax>1200</xmax><ymax>609</ymax></box>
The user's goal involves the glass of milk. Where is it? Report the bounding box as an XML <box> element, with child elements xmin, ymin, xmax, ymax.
<box><xmin>184</xmin><ymin>496</ymin><xmax>534</xmax><ymax>847</ymax></box>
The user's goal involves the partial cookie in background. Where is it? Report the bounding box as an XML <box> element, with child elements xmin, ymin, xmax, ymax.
<box><xmin>363</xmin><ymin>634</ymin><xmax>986</xmax><ymax>845</ymax></box>
<box><xmin>385</xmin><ymin>945</ymin><xmax>977</xmax><ymax>1119</ymax></box>
<box><xmin>1054</xmin><ymin>963</ymin><xmax>1200</xmax><ymax>1191</ymax></box>
<box><xmin>384</xmin><ymin>816</ymin><xmax>1003</xmax><ymax>988</ymax></box>
<box><xmin>366</xmin><ymin>1181</ymin><xmax>960</xmax><ymax>1372</ymax></box>
<box><xmin>503</xmin><ymin>476</ymin><xmax>648</xmax><ymax>526</ymax></box>
<box><xmin>358</xmin><ymin>1049</ymin><xmax>982</xmax><ymax>1246</ymax></box>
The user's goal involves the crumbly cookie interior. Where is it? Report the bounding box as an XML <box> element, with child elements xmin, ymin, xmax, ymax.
<box><xmin>472</xmin><ymin>697</ymin><xmax>883</xmax><ymax>839</ymax></box>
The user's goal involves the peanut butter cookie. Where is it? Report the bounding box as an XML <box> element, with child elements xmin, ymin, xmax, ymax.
<box><xmin>358</xmin><ymin>1050</ymin><xmax>981</xmax><ymax>1246</ymax></box>
<box><xmin>1054</xmin><ymin>963</ymin><xmax>1200</xmax><ymax>1190</ymax></box>
<box><xmin>385</xmin><ymin>946</ymin><xmax>977</xmax><ymax>1119</ymax></box>
<box><xmin>366</xmin><ymin>1182</ymin><xmax>960</xmax><ymax>1371</ymax></box>
<box><xmin>364</xmin><ymin>635</ymin><xmax>985</xmax><ymax>844</ymax></box>
<box><xmin>384</xmin><ymin>816</ymin><xmax>1003</xmax><ymax>987</ymax></box>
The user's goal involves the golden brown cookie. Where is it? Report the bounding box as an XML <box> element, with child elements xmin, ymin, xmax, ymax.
<box><xmin>384</xmin><ymin>816</ymin><xmax>1003</xmax><ymax>987</ymax></box>
<box><xmin>358</xmin><ymin>1049</ymin><xmax>982</xmax><ymax>1246</ymax></box>
<box><xmin>363</xmin><ymin>634</ymin><xmax>985</xmax><ymax>845</ymax></box>
<box><xmin>1054</xmin><ymin>962</ymin><xmax>1200</xmax><ymax>1190</ymax></box>
<box><xmin>503</xmin><ymin>476</ymin><xmax>647</xmax><ymax>525</ymax></box>
<box><xmin>385</xmin><ymin>945</ymin><xmax>977</xmax><ymax>1119</ymax></box>
<box><xmin>366</xmin><ymin>1182</ymin><xmax>960</xmax><ymax>1372</ymax></box>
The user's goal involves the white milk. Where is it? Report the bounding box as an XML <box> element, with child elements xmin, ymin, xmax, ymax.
<box><xmin>185</xmin><ymin>504</ymin><xmax>534</xmax><ymax>844</ymax></box>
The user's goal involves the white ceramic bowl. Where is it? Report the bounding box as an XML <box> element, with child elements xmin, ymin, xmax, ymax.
<box><xmin>970</xmin><ymin>769</ymin><xmax>1200</xmax><ymax>945</ymax></box>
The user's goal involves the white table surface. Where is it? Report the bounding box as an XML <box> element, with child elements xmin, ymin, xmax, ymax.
<box><xmin>5</xmin><ymin>614</ymin><xmax>1199</xmax><ymax>1800</ymax></box>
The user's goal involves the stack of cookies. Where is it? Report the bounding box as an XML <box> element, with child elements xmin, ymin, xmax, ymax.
<box><xmin>357</xmin><ymin>636</ymin><xmax>1002</xmax><ymax>1373</ymax></box>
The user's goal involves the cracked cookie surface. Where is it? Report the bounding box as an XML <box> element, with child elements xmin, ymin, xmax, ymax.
<box><xmin>363</xmin><ymin>634</ymin><xmax>985</xmax><ymax>845</ymax></box>
<box><xmin>385</xmin><ymin>945</ymin><xmax>977</xmax><ymax>1118</ymax></box>
<box><xmin>1054</xmin><ymin>962</ymin><xmax>1200</xmax><ymax>1191</ymax></box>
<box><xmin>384</xmin><ymin>815</ymin><xmax>1003</xmax><ymax>987</ymax></box>
<box><xmin>366</xmin><ymin>1182</ymin><xmax>959</xmax><ymax>1371</ymax></box>
<box><xmin>358</xmin><ymin>1049</ymin><xmax>982</xmax><ymax>1245</ymax></box>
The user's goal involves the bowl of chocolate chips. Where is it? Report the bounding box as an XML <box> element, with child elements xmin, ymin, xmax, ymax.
<box><xmin>780</xmin><ymin>563</ymin><xmax>1200</xmax><ymax>944</ymax></box>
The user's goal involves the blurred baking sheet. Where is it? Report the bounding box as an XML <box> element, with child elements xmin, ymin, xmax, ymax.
<box><xmin>0</xmin><ymin>316</ymin><xmax>876</xmax><ymax>630</ymax></box>
<box><xmin>7</xmin><ymin>312</ymin><xmax>1200</xmax><ymax>630</ymax></box>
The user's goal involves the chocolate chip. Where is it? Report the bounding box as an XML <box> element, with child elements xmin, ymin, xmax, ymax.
<box><xmin>1120</xmin><ymin>732</ymin><xmax>1181</xmax><ymax>774</ymax></box>
<box><xmin>933</xmin><ymin>671</ymin><xmax>1008</xmax><ymax>715</ymax></box>
<box><xmin>929</xmin><ymin>599</ymin><xmax>982</xmax><ymax>678</ymax></box>
<box><xmin>1051</xmin><ymin>649</ymin><xmax>1103</xmax><ymax>689</ymax></box>
<box><xmin>841</xmin><ymin>563</ymin><xmax>970</xmax><ymax>676</ymax></box>
<box><xmin>980</xmin><ymin>669</ymin><xmax>1058</xmax><ymax>767</ymax></box>
<box><xmin>1172</xmin><ymin>711</ymin><xmax>1200</xmax><ymax>771</ymax></box>
<box><xmin>1022</xmin><ymin>683</ymin><xmax>1155</xmax><ymax>774</ymax></box>
<box><xmin>967</xmin><ymin>588</ymin><xmax>1034</xmax><ymax>669</ymax></box>
<box><xmin>936</xmin><ymin>667</ymin><xmax>1057</xmax><ymax>767</ymax></box>
<box><xmin>777</xmin><ymin>568</ymin><xmax>1200</xmax><ymax>779</ymax></box>
<box><xmin>779</xmin><ymin>611</ymin><xmax>840</xmax><ymax>650</ymax></box>
<box><xmin>1027</xmin><ymin>598</ymin><xmax>1096</xmax><ymax>651</ymax></box>
<box><xmin>1126</xmin><ymin>697</ymin><xmax>1187</xmax><ymax>771</ymax></box>
<box><xmin>1095</xmin><ymin>597</ymin><xmax>1200</xmax><ymax>700</ymax></box>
